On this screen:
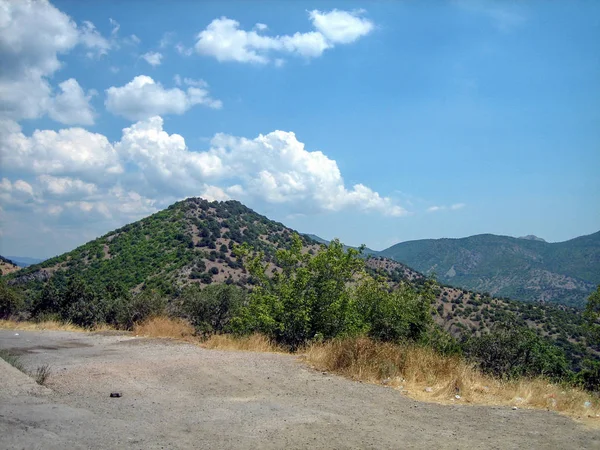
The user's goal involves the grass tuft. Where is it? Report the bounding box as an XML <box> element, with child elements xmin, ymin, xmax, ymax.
<box><xmin>0</xmin><ymin>348</ymin><xmax>26</xmax><ymax>372</ymax></box>
<box><xmin>34</xmin><ymin>364</ymin><xmax>52</xmax><ymax>385</ymax></box>
<box><xmin>0</xmin><ymin>319</ymin><xmax>86</xmax><ymax>332</ymax></box>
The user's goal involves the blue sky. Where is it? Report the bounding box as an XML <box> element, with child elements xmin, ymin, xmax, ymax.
<box><xmin>1</xmin><ymin>0</ymin><xmax>599</xmax><ymax>258</ymax></box>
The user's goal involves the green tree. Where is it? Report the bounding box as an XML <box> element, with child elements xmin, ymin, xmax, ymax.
<box><xmin>230</xmin><ymin>235</ymin><xmax>366</xmax><ymax>349</ymax></box>
<box><xmin>584</xmin><ymin>286</ymin><xmax>600</xmax><ymax>345</ymax></box>
<box><xmin>0</xmin><ymin>279</ymin><xmax>24</xmax><ymax>319</ymax></box>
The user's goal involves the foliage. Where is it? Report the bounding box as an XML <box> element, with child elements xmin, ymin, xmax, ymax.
<box><xmin>230</xmin><ymin>235</ymin><xmax>435</xmax><ymax>350</ymax></box>
<box><xmin>463</xmin><ymin>322</ymin><xmax>570</xmax><ymax>380</ymax></box>
<box><xmin>584</xmin><ymin>286</ymin><xmax>600</xmax><ymax>345</ymax></box>
<box><xmin>574</xmin><ymin>358</ymin><xmax>600</xmax><ymax>392</ymax></box>
<box><xmin>0</xmin><ymin>278</ymin><xmax>25</xmax><ymax>319</ymax></box>
<box><xmin>180</xmin><ymin>284</ymin><xmax>246</xmax><ymax>334</ymax></box>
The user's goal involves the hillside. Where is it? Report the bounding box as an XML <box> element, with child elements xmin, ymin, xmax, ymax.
<box><xmin>0</xmin><ymin>256</ymin><xmax>20</xmax><ymax>276</ymax></box>
<box><xmin>378</xmin><ymin>232</ymin><xmax>600</xmax><ymax>308</ymax></box>
<box><xmin>6</xmin><ymin>197</ymin><xmax>596</xmax><ymax>369</ymax></box>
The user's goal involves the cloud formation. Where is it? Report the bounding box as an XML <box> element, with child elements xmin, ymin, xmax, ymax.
<box><xmin>105</xmin><ymin>75</ymin><xmax>222</xmax><ymax>120</ymax></box>
<box><xmin>194</xmin><ymin>9</ymin><xmax>373</xmax><ymax>64</ymax></box>
<box><xmin>0</xmin><ymin>0</ymin><xmax>108</xmax><ymax>124</ymax></box>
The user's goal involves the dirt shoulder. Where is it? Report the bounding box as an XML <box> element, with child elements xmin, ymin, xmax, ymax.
<box><xmin>1</xmin><ymin>329</ymin><xmax>599</xmax><ymax>449</ymax></box>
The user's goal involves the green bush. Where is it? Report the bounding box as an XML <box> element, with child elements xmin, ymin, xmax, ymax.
<box><xmin>180</xmin><ymin>284</ymin><xmax>245</xmax><ymax>334</ymax></box>
<box><xmin>0</xmin><ymin>279</ymin><xmax>25</xmax><ymax>319</ymax></box>
<box><xmin>463</xmin><ymin>323</ymin><xmax>570</xmax><ymax>380</ymax></box>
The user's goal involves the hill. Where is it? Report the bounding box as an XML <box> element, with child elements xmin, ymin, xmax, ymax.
<box><xmin>5</xmin><ymin>197</ymin><xmax>596</xmax><ymax>370</ymax></box>
<box><xmin>378</xmin><ymin>232</ymin><xmax>600</xmax><ymax>308</ymax></box>
<box><xmin>0</xmin><ymin>256</ymin><xmax>20</xmax><ymax>275</ymax></box>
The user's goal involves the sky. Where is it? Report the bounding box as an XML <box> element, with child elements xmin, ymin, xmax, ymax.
<box><xmin>0</xmin><ymin>0</ymin><xmax>599</xmax><ymax>259</ymax></box>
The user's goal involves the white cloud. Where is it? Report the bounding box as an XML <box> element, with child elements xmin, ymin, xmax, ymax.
<box><xmin>79</xmin><ymin>20</ymin><xmax>111</xmax><ymax>57</ymax></box>
<box><xmin>194</xmin><ymin>9</ymin><xmax>373</xmax><ymax>64</ymax></box>
<box><xmin>309</xmin><ymin>9</ymin><xmax>374</xmax><ymax>44</ymax></box>
<box><xmin>0</xmin><ymin>119</ymin><xmax>123</xmax><ymax>179</ymax></box>
<box><xmin>109</xmin><ymin>18</ymin><xmax>120</xmax><ymax>36</ymax></box>
<box><xmin>105</xmin><ymin>75</ymin><xmax>222</xmax><ymax>120</ymax></box>
<box><xmin>38</xmin><ymin>175</ymin><xmax>97</xmax><ymax>197</ymax></box>
<box><xmin>426</xmin><ymin>203</ymin><xmax>466</xmax><ymax>213</ymax></box>
<box><xmin>48</xmin><ymin>78</ymin><xmax>96</xmax><ymax>125</ymax></box>
<box><xmin>141</xmin><ymin>51</ymin><xmax>163</xmax><ymax>66</ymax></box>
<box><xmin>0</xmin><ymin>116</ymin><xmax>407</xmax><ymax>256</ymax></box>
<box><xmin>0</xmin><ymin>0</ymin><xmax>106</xmax><ymax>123</ymax></box>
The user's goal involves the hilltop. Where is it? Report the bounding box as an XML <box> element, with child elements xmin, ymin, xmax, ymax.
<box><xmin>378</xmin><ymin>232</ymin><xmax>600</xmax><ymax>308</ymax></box>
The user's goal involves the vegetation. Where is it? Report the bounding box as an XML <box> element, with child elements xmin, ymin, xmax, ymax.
<box><xmin>378</xmin><ymin>231</ymin><xmax>600</xmax><ymax>308</ymax></box>
<box><xmin>1</xmin><ymin>198</ymin><xmax>598</xmax><ymax>394</ymax></box>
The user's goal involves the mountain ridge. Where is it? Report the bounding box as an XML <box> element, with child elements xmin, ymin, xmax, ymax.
<box><xmin>378</xmin><ymin>231</ymin><xmax>600</xmax><ymax>308</ymax></box>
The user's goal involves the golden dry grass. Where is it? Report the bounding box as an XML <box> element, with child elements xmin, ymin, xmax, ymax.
<box><xmin>304</xmin><ymin>336</ymin><xmax>600</xmax><ymax>422</ymax></box>
<box><xmin>0</xmin><ymin>319</ymin><xmax>86</xmax><ymax>332</ymax></box>
<box><xmin>202</xmin><ymin>333</ymin><xmax>282</xmax><ymax>353</ymax></box>
<box><xmin>133</xmin><ymin>316</ymin><xmax>195</xmax><ymax>339</ymax></box>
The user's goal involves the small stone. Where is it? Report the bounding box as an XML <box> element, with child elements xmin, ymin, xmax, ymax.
<box><xmin>110</xmin><ymin>392</ymin><xmax>122</xmax><ymax>398</ymax></box>
<box><xmin>512</xmin><ymin>406</ymin><xmax>518</xmax><ymax>410</ymax></box>
<box><xmin>424</xmin><ymin>387</ymin><xmax>433</xmax><ymax>393</ymax></box>
<box><xmin>14</xmin><ymin>333</ymin><xmax>19</xmax><ymax>336</ymax></box>
<box><xmin>455</xmin><ymin>395</ymin><xmax>461</xmax><ymax>400</ymax></box>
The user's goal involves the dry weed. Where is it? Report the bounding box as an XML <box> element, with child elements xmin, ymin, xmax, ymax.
<box><xmin>133</xmin><ymin>316</ymin><xmax>195</xmax><ymax>339</ymax></box>
<box><xmin>304</xmin><ymin>336</ymin><xmax>600</xmax><ymax>421</ymax></box>
<box><xmin>202</xmin><ymin>333</ymin><xmax>282</xmax><ymax>353</ymax></box>
<box><xmin>0</xmin><ymin>319</ymin><xmax>85</xmax><ymax>332</ymax></box>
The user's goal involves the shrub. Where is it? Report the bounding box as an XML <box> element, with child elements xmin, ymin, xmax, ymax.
<box><xmin>0</xmin><ymin>279</ymin><xmax>25</xmax><ymax>319</ymax></box>
<box><xmin>180</xmin><ymin>284</ymin><xmax>246</xmax><ymax>334</ymax></box>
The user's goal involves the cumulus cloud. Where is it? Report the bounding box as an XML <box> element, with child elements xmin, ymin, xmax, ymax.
<box><xmin>105</xmin><ymin>75</ymin><xmax>222</xmax><ymax>121</ymax></box>
<box><xmin>48</xmin><ymin>79</ymin><xmax>96</xmax><ymax>125</ymax></box>
<box><xmin>194</xmin><ymin>9</ymin><xmax>373</xmax><ymax>64</ymax></box>
<box><xmin>0</xmin><ymin>0</ymin><xmax>108</xmax><ymax>124</ymax></box>
<box><xmin>141</xmin><ymin>51</ymin><xmax>163</xmax><ymax>66</ymax></box>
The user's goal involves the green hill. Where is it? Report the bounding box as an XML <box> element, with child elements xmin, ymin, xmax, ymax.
<box><xmin>378</xmin><ymin>232</ymin><xmax>600</xmax><ymax>308</ymax></box>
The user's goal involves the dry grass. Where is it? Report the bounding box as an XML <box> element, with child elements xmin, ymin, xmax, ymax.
<box><xmin>0</xmin><ymin>319</ymin><xmax>86</xmax><ymax>332</ymax></box>
<box><xmin>133</xmin><ymin>316</ymin><xmax>195</xmax><ymax>339</ymax></box>
<box><xmin>202</xmin><ymin>333</ymin><xmax>282</xmax><ymax>353</ymax></box>
<box><xmin>304</xmin><ymin>336</ymin><xmax>600</xmax><ymax>422</ymax></box>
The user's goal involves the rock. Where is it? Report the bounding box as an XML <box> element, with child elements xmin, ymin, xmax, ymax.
<box><xmin>455</xmin><ymin>395</ymin><xmax>461</xmax><ymax>400</ymax></box>
<box><xmin>110</xmin><ymin>392</ymin><xmax>122</xmax><ymax>398</ymax></box>
<box><xmin>424</xmin><ymin>387</ymin><xmax>433</xmax><ymax>393</ymax></box>
<box><xmin>512</xmin><ymin>406</ymin><xmax>518</xmax><ymax>410</ymax></box>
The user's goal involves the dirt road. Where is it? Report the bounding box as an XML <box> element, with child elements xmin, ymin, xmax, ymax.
<box><xmin>1</xmin><ymin>329</ymin><xmax>599</xmax><ymax>449</ymax></box>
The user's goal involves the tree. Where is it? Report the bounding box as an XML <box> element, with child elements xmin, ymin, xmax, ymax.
<box><xmin>584</xmin><ymin>286</ymin><xmax>600</xmax><ymax>345</ymax></box>
<box><xmin>230</xmin><ymin>235</ymin><xmax>366</xmax><ymax>349</ymax></box>
<box><xmin>0</xmin><ymin>279</ymin><xmax>24</xmax><ymax>319</ymax></box>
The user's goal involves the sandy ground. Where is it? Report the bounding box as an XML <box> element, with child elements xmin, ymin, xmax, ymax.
<box><xmin>1</xmin><ymin>330</ymin><xmax>599</xmax><ymax>450</ymax></box>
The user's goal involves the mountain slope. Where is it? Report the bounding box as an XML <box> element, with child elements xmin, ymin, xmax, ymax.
<box><xmin>378</xmin><ymin>232</ymin><xmax>600</xmax><ymax>308</ymax></box>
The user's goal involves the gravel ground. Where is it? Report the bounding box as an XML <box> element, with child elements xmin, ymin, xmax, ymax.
<box><xmin>1</xmin><ymin>329</ymin><xmax>599</xmax><ymax>450</ymax></box>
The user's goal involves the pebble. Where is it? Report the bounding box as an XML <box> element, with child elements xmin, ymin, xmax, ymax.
<box><xmin>512</xmin><ymin>406</ymin><xmax>518</xmax><ymax>410</ymax></box>
<box><xmin>455</xmin><ymin>395</ymin><xmax>461</xmax><ymax>400</ymax></box>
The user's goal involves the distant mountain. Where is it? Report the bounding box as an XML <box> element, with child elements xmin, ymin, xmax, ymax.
<box><xmin>378</xmin><ymin>232</ymin><xmax>600</xmax><ymax>308</ymax></box>
<box><xmin>5</xmin><ymin>256</ymin><xmax>45</xmax><ymax>267</ymax></box>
